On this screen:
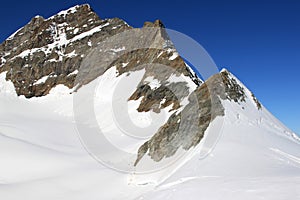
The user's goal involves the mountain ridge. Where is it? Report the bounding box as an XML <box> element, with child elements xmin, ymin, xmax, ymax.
<box><xmin>0</xmin><ymin>4</ymin><xmax>298</xmax><ymax>165</ymax></box>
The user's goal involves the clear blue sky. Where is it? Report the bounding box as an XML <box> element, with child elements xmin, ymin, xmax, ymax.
<box><xmin>0</xmin><ymin>0</ymin><xmax>299</xmax><ymax>134</ymax></box>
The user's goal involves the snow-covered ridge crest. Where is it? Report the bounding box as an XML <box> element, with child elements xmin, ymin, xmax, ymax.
<box><xmin>220</xmin><ymin>68</ymin><xmax>262</xmax><ymax>110</ymax></box>
<box><xmin>48</xmin><ymin>4</ymin><xmax>91</xmax><ymax>20</ymax></box>
<box><xmin>220</xmin><ymin>68</ymin><xmax>300</xmax><ymax>143</ymax></box>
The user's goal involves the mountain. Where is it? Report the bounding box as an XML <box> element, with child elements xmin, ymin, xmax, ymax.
<box><xmin>0</xmin><ymin>4</ymin><xmax>131</xmax><ymax>97</ymax></box>
<box><xmin>0</xmin><ymin>4</ymin><xmax>299</xmax><ymax>200</ymax></box>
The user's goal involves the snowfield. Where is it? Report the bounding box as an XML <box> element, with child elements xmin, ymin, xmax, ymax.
<box><xmin>0</xmin><ymin>71</ymin><xmax>299</xmax><ymax>200</ymax></box>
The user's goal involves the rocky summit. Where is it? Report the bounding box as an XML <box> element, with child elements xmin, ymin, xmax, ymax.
<box><xmin>0</xmin><ymin>4</ymin><xmax>131</xmax><ymax>97</ymax></box>
<box><xmin>0</xmin><ymin>4</ymin><xmax>199</xmax><ymax>98</ymax></box>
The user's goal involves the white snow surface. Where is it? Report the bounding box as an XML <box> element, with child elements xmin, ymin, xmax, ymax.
<box><xmin>144</xmin><ymin>76</ymin><xmax>161</xmax><ymax>90</ymax></box>
<box><xmin>110</xmin><ymin>46</ymin><xmax>126</xmax><ymax>53</ymax></box>
<box><xmin>0</xmin><ymin>70</ymin><xmax>299</xmax><ymax>200</ymax></box>
<box><xmin>169</xmin><ymin>52</ymin><xmax>179</xmax><ymax>60</ymax></box>
<box><xmin>71</xmin><ymin>22</ymin><xmax>110</xmax><ymax>42</ymax></box>
<box><xmin>93</xmin><ymin>67</ymin><xmax>174</xmax><ymax>154</ymax></box>
<box><xmin>68</xmin><ymin>69</ymin><xmax>79</xmax><ymax>76</ymax></box>
<box><xmin>33</xmin><ymin>76</ymin><xmax>49</xmax><ymax>85</ymax></box>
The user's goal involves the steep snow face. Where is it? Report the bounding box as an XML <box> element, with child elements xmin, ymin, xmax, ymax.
<box><xmin>140</xmin><ymin>99</ymin><xmax>300</xmax><ymax>200</ymax></box>
<box><xmin>1</xmin><ymin>67</ymin><xmax>299</xmax><ymax>200</ymax></box>
<box><xmin>137</xmin><ymin>71</ymin><xmax>300</xmax><ymax>199</ymax></box>
<box><xmin>92</xmin><ymin>67</ymin><xmax>176</xmax><ymax>154</ymax></box>
<box><xmin>0</xmin><ymin>72</ymin><xmax>17</xmax><ymax>97</ymax></box>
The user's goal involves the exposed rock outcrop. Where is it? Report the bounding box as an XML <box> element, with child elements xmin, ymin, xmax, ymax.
<box><xmin>0</xmin><ymin>5</ymin><xmax>131</xmax><ymax>97</ymax></box>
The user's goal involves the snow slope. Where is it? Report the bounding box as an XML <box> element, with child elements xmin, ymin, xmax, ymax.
<box><xmin>141</xmin><ymin>100</ymin><xmax>300</xmax><ymax>199</ymax></box>
<box><xmin>0</xmin><ymin>70</ymin><xmax>299</xmax><ymax>200</ymax></box>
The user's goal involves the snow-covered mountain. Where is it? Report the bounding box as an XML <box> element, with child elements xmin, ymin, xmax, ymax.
<box><xmin>0</xmin><ymin>4</ymin><xmax>299</xmax><ymax>200</ymax></box>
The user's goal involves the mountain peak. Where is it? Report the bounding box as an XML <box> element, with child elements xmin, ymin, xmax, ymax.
<box><xmin>48</xmin><ymin>4</ymin><xmax>93</xmax><ymax>20</ymax></box>
<box><xmin>0</xmin><ymin>5</ymin><xmax>132</xmax><ymax>97</ymax></box>
<box><xmin>143</xmin><ymin>19</ymin><xmax>165</xmax><ymax>28</ymax></box>
<box><xmin>220</xmin><ymin>68</ymin><xmax>229</xmax><ymax>73</ymax></box>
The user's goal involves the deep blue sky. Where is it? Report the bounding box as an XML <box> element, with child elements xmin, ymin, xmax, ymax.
<box><xmin>0</xmin><ymin>0</ymin><xmax>299</xmax><ymax>134</ymax></box>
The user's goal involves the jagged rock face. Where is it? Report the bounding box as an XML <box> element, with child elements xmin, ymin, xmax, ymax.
<box><xmin>134</xmin><ymin>78</ymin><xmax>224</xmax><ymax>165</ymax></box>
<box><xmin>133</xmin><ymin>70</ymin><xmax>263</xmax><ymax>165</ymax></box>
<box><xmin>0</xmin><ymin>4</ymin><xmax>199</xmax><ymax>99</ymax></box>
<box><xmin>221</xmin><ymin>70</ymin><xmax>261</xmax><ymax>109</ymax></box>
<box><xmin>221</xmin><ymin>70</ymin><xmax>246</xmax><ymax>103</ymax></box>
<box><xmin>0</xmin><ymin>4</ymin><xmax>131</xmax><ymax>97</ymax></box>
<box><xmin>134</xmin><ymin>72</ymin><xmax>225</xmax><ymax>165</ymax></box>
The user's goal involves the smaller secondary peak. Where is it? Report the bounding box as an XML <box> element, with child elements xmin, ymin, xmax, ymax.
<box><xmin>33</xmin><ymin>15</ymin><xmax>44</xmax><ymax>19</ymax></box>
<box><xmin>61</xmin><ymin>4</ymin><xmax>92</xmax><ymax>13</ymax></box>
<box><xmin>220</xmin><ymin>68</ymin><xmax>229</xmax><ymax>73</ymax></box>
<box><xmin>143</xmin><ymin>19</ymin><xmax>165</xmax><ymax>28</ymax></box>
<box><xmin>220</xmin><ymin>68</ymin><xmax>234</xmax><ymax>77</ymax></box>
<box><xmin>28</xmin><ymin>15</ymin><xmax>45</xmax><ymax>26</ymax></box>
